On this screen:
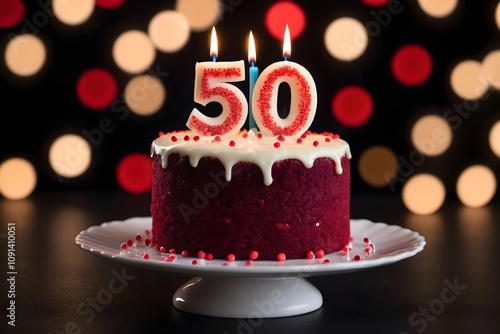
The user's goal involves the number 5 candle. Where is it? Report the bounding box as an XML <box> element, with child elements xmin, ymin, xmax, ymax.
<box><xmin>251</xmin><ymin>25</ymin><xmax>317</xmax><ymax>137</ymax></box>
<box><xmin>187</xmin><ymin>27</ymin><xmax>248</xmax><ymax>137</ymax></box>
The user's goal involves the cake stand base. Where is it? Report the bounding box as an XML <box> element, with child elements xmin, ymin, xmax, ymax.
<box><xmin>172</xmin><ymin>276</ymin><xmax>323</xmax><ymax>318</ymax></box>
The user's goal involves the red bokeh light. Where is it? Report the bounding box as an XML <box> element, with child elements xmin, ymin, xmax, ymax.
<box><xmin>265</xmin><ymin>1</ymin><xmax>306</xmax><ymax>41</ymax></box>
<box><xmin>0</xmin><ymin>0</ymin><xmax>25</xmax><ymax>29</ymax></box>
<box><xmin>96</xmin><ymin>0</ymin><xmax>125</xmax><ymax>9</ymax></box>
<box><xmin>76</xmin><ymin>68</ymin><xmax>118</xmax><ymax>110</ymax></box>
<box><xmin>332</xmin><ymin>86</ymin><xmax>374</xmax><ymax>127</ymax></box>
<box><xmin>360</xmin><ymin>0</ymin><xmax>389</xmax><ymax>7</ymax></box>
<box><xmin>116</xmin><ymin>153</ymin><xmax>152</xmax><ymax>194</ymax></box>
<box><xmin>391</xmin><ymin>44</ymin><xmax>433</xmax><ymax>86</ymax></box>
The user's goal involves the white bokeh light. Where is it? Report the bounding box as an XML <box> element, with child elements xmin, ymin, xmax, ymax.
<box><xmin>324</xmin><ymin>17</ymin><xmax>368</xmax><ymax>61</ymax></box>
<box><xmin>489</xmin><ymin>120</ymin><xmax>500</xmax><ymax>157</ymax></box>
<box><xmin>456</xmin><ymin>165</ymin><xmax>496</xmax><ymax>208</ymax></box>
<box><xmin>53</xmin><ymin>0</ymin><xmax>95</xmax><ymax>26</ymax></box>
<box><xmin>176</xmin><ymin>0</ymin><xmax>221</xmax><ymax>32</ymax></box>
<box><xmin>113</xmin><ymin>30</ymin><xmax>156</xmax><ymax>74</ymax></box>
<box><xmin>148</xmin><ymin>10</ymin><xmax>190</xmax><ymax>53</ymax></box>
<box><xmin>411</xmin><ymin>115</ymin><xmax>452</xmax><ymax>156</ymax></box>
<box><xmin>450</xmin><ymin>60</ymin><xmax>488</xmax><ymax>100</ymax></box>
<box><xmin>0</xmin><ymin>158</ymin><xmax>37</xmax><ymax>200</ymax></box>
<box><xmin>49</xmin><ymin>134</ymin><xmax>92</xmax><ymax>178</ymax></box>
<box><xmin>124</xmin><ymin>75</ymin><xmax>166</xmax><ymax>115</ymax></box>
<box><xmin>5</xmin><ymin>34</ymin><xmax>46</xmax><ymax>77</ymax></box>
<box><xmin>481</xmin><ymin>49</ymin><xmax>500</xmax><ymax>89</ymax></box>
<box><xmin>403</xmin><ymin>174</ymin><xmax>446</xmax><ymax>215</ymax></box>
<box><xmin>417</xmin><ymin>0</ymin><xmax>458</xmax><ymax>18</ymax></box>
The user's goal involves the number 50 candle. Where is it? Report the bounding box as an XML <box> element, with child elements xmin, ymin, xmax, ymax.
<box><xmin>187</xmin><ymin>27</ymin><xmax>248</xmax><ymax>137</ymax></box>
<box><xmin>252</xmin><ymin>25</ymin><xmax>317</xmax><ymax>137</ymax></box>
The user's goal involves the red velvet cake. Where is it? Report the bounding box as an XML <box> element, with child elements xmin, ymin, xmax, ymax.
<box><xmin>150</xmin><ymin>130</ymin><xmax>351</xmax><ymax>261</ymax></box>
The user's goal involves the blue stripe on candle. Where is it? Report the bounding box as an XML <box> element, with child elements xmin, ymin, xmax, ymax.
<box><xmin>248</xmin><ymin>65</ymin><xmax>259</xmax><ymax>130</ymax></box>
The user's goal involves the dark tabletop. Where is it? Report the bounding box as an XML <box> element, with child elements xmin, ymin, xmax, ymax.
<box><xmin>1</xmin><ymin>191</ymin><xmax>498</xmax><ymax>334</ymax></box>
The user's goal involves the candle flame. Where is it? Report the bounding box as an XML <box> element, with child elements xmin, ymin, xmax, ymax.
<box><xmin>248</xmin><ymin>31</ymin><xmax>256</xmax><ymax>64</ymax></box>
<box><xmin>283</xmin><ymin>24</ymin><xmax>291</xmax><ymax>59</ymax></box>
<box><xmin>210</xmin><ymin>26</ymin><xmax>218</xmax><ymax>59</ymax></box>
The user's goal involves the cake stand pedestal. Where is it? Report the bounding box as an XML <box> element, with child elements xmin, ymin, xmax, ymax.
<box><xmin>172</xmin><ymin>276</ymin><xmax>322</xmax><ymax>318</ymax></box>
<box><xmin>75</xmin><ymin>217</ymin><xmax>425</xmax><ymax>319</ymax></box>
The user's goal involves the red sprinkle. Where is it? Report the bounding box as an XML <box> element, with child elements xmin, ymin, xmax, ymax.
<box><xmin>322</xmin><ymin>259</ymin><xmax>330</xmax><ymax>264</ymax></box>
<box><xmin>226</xmin><ymin>253</ymin><xmax>235</xmax><ymax>262</ymax></box>
<box><xmin>194</xmin><ymin>136</ymin><xmax>200</xmax><ymax>141</ymax></box>
<box><xmin>160</xmin><ymin>246</ymin><xmax>166</xmax><ymax>253</ymax></box>
<box><xmin>145</xmin><ymin>229</ymin><xmax>151</xmax><ymax>235</ymax></box>
<box><xmin>159</xmin><ymin>131</ymin><xmax>165</xmax><ymax>137</ymax></box>
<box><xmin>141</xmin><ymin>253</ymin><xmax>149</xmax><ymax>260</ymax></box>
<box><xmin>229</xmin><ymin>140</ymin><xmax>236</xmax><ymax>147</ymax></box>
<box><xmin>154</xmin><ymin>244</ymin><xmax>160</xmax><ymax>251</ymax></box>
<box><xmin>245</xmin><ymin>260</ymin><xmax>253</xmax><ymax>266</ymax></box>
<box><xmin>363</xmin><ymin>237</ymin><xmax>370</xmax><ymax>243</ymax></box>
<box><xmin>192</xmin><ymin>260</ymin><xmax>198</xmax><ymax>265</ymax></box>
<box><xmin>296</xmin><ymin>138</ymin><xmax>303</xmax><ymax>144</ymax></box>
<box><xmin>354</xmin><ymin>255</ymin><xmax>361</xmax><ymax>261</ymax></box>
<box><xmin>332</xmin><ymin>134</ymin><xmax>340</xmax><ymax>139</ymax></box>
<box><xmin>171</xmin><ymin>136</ymin><xmax>177</xmax><ymax>142</ymax></box>
<box><xmin>205</xmin><ymin>253</ymin><xmax>214</xmax><ymax>261</ymax></box>
<box><xmin>305</xmin><ymin>251</ymin><xmax>315</xmax><ymax>259</ymax></box>
<box><xmin>316</xmin><ymin>249</ymin><xmax>325</xmax><ymax>258</ymax></box>
<box><xmin>325</xmin><ymin>137</ymin><xmax>331</xmax><ymax>142</ymax></box>
<box><xmin>301</xmin><ymin>133</ymin><xmax>307</xmax><ymax>139</ymax></box>
<box><xmin>342</xmin><ymin>246</ymin><xmax>349</xmax><ymax>253</ymax></box>
<box><xmin>144</xmin><ymin>238</ymin><xmax>151</xmax><ymax>247</ymax></box>
<box><xmin>120</xmin><ymin>243</ymin><xmax>127</xmax><ymax>250</ymax></box>
<box><xmin>135</xmin><ymin>234</ymin><xmax>142</xmax><ymax>242</ymax></box>
<box><xmin>273</xmin><ymin>142</ymin><xmax>281</xmax><ymax>148</ymax></box>
<box><xmin>249</xmin><ymin>250</ymin><xmax>259</xmax><ymax>260</ymax></box>
<box><xmin>214</xmin><ymin>136</ymin><xmax>221</xmax><ymax>142</ymax></box>
<box><xmin>181</xmin><ymin>250</ymin><xmax>189</xmax><ymax>257</ymax></box>
<box><xmin>277</xmin><ymin>135</ymin><xmax>285</xmax><ymax>141</ymax></box>
<box><xmin>276</xmin><ymin>253</ymin><xmax>286</xmax><ymax>262</ymax></box>
<box><xmin>257</xmin><ymin>133</ymin><xmax>263</xmax><ymax>139</ymax></box>
<box><xmin>169</xmin><ymin>248</ymin><xmax>176</xmax><ymax>254</ymax></box>
<box><xmin>313</xmin><ymin>140</ymin><xmax>319</xmax><ymax>147</ymax></box>
<box><xmin>184</xmin><ymin>135</ymin><xmax>190</xmax><ymax>141</ymax></box>
<box><xmin>168</xmin><ymin>254</ymin><xmax>177</xmax><ymax>261</ymax></box>
<box><xmin>243</xmin><ymin>133</ymin><xmax>248</xmax><ymax>138</ymax></box>
<box><xmin>197</xmin><ymin>250</ymin><xmax>206</xmax><ymax>259</ymax></box>
<box><xmin>349</xmin><ymin>236</ymin><xmax>354</xmax><ymax>242</ymax></box>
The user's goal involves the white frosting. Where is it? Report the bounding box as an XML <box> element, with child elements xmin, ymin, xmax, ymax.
<box><xmin>151</xmin><ymin>129</ymin><xmax>351</xmax><ymax>186</ymax></box>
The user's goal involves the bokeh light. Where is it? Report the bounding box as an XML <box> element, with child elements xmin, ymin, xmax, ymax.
<box><xmin>411</xmin><ymin>115</ymin><xmax>452</xmax><ymax>156</ymax></box>
<box><xmin>489</xmin><ymin>120</ymin><xmax>500</xmax><ymax>157</ymax></box>
<box><xmin>5</xmin><ymin>34</ymin><xmax>46</xmax><ymax>77</ymax></box>
<box><xmin>49</xmin><ymin>134</ymin><xmax>92</xmax><ymax>178</ymax></box>
<box><xmin>96</xmin><ymin>0</ymin><xmax>125</xmax><ymax>9</ymax></box>
<box><xmin>116</xmin><ymin>153</ymin><xmax>152</xmax><ymax>194</ymax></box>
<box><xmin>124</xmin><ymin>74</ymin><xmax>166</xmax><ymax>116</ymax></box>
<box><xmin>361</xmin><ymin>0</ymin><xmax>389</xmax><ymax>6</ymax></box>
<box><xmin>402</xmin><ymin>174</ymin><xmax>446</xmax><ymax>215</ymax></box>
<box><xmin>0</xmin><ymin>0</ymin><xmax>25</xmax><ymax>28</ymax></box>
<box><xmin>176</xmin><ymin>0</ymin><xmax>221</xmax><ymax>32</ymax></box>
<box><xmin>358</xmin><ymin>145</ymin><xmax>398</xmax><ymax>187</ymax></box>
<box><xmin>324</xmin><ymin>17</ymin><xmax>368</xmax><ymax>61</ymax></box>
<box><xmin>112</xmin><ymin>30</ymin><xmax>156</xmax><ymax>74</ymax></box>
<box><xmin>456</xmin><ymin>165</ymin><xmax>496</xmax><ymax>208</ymax></box>
<box><xmin>450</xmin><ymin>60</ymin><xmax>488</xmax><ymax>100</ymax></box>
<box><xmin>0</xmin><ymin>158</ymin><xmax>37</xmax><ymax>200</ymax></box>
<box><xmin>148</xmin><ymin>10</ymin><xmax>190</xmax><ymax>53</ymax></box>
<box><xmin>76</xmin><ymin>68</ymin><xmax>118</xmax><ymax>110</ymax></box>
<box><xmin>481</xmin><ymin>49</ymin><xmax>500</xmax><ymax>89</ymax></box>
<box><xmin>53</xmin><ymin>0</ymin><xmax>95</xmax><ymax>26</ymax></box>
<box><xmin>332</xmin><ymin>85</ymin><xmax>374</xmax><ymax>127</ymax></box>
<box><xmin>391</xmin><ymin>44</ymin><xmax>433</xmax><ymax>86</ymax></box>
<box><xmin>265</xmin><ymin>1</ymin><xmax>306</xmax><ymax>40</ymax></box>
<box><xmin>496</xmin><ymin>1</ymin><xmax>500</xmax><ymax>31</ymax></box>
<box><xmin>417</xmin><ymin>0</ymin><xmax>458</xmax><ymax>18</ymax></box>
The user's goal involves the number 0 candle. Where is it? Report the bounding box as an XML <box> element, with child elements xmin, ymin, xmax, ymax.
<box><xmin>251</xmin><ymin>25</ymin><xmax>317</xmax><ymax>137</ymax></box>
<box><xmin>186</xmin><ymin>27</ymin><xmax>248</xmax><ymax>137</ymax></box>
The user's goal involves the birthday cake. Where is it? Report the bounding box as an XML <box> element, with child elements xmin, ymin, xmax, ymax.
<box><xmin>150</xmin><ymin>27</ymin><xmax>351</xmax><ymax>261</ymax></box>
<box><xmin>150</xmin><ymin>130</ymin><xmax>351</xmax><ymax>261</ymax></box>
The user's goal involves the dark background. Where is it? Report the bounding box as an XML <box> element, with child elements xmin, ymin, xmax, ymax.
<box><xmin>1</xmin><ymin>0</ymin><xmax>499</xmax><ymax>201</ymax></box>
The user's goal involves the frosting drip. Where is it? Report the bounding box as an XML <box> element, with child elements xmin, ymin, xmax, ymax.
<box><xmin>151</xmin><ymin>129</ymin><xmax>352</xmax><ymax>186</ymax></box>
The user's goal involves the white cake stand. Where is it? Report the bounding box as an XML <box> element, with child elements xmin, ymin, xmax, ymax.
<box><xmin>75</xmin><ymin>217</ymin><xmax>425</xmax><ymax>318</ymax></box>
